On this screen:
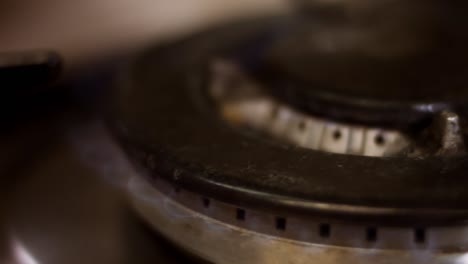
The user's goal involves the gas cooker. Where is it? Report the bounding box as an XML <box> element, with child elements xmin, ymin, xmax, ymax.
<box><xmin>4</xmin><ymin>1</ymin><xmax>468</xmax><ymax>263</ymax></box>
<box><xmin>110</xmin><ymin>2</ymin><xmax>468</xmax><ymax>263</ymax></box>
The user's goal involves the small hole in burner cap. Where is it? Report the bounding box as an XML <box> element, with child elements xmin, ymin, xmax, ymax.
<box><xmin>375</xmin><ymin>134</ymin><xmax>386</xmax><ymax>146</ymax></box>
<box><xmin>276</xmin><ymin>217</ymin><xmax>286</xmax><ymax>231</ymax></box>
<box><xmin>202</xmin><ymin>197</ymin><xmax>210</xmax><ymax>208</ymax></box>
<box><xmin>415</xmin><ymin>228</ymin><xmax>426</xmax><ymax>243</ymax></box>
<box><xmin>236</xmin><ymin>208</ymin><xmax>246</xmax><ymax>221</ymax></box>
<box><xmin>366</xmin><ymin>227</ymin><xmax>378</xmax><ymax>242</ymax></box>
<box><xmin>333</xmin><ymin>130</ymin><xmax>342</xmax><ymax>140</ymax></box>
<box><xmin>319</xmin><ymin>223</ymin><xmax>331</xmax><ymax>238</ymax></box>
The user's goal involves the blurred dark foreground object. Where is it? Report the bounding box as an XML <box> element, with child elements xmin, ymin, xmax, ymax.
<box><xmin>0</xmin><ymin>51</ymin><xmax>63</xmax><ymax>125</ymax></box>
<box><xmin>0</xmin><ymin>50</ymin><xmax>62</xmax><ymax>96</ymax></box>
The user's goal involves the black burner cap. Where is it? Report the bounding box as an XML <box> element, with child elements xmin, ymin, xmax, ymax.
<box><xmin>250</xmin><ymin>0</ymin><xmax>468</xmax><ymax>128</ymax></box>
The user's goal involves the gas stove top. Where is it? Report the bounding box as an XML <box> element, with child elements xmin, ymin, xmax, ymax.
<box><xmin>4</xmin><ymin>1</ymin><xmax>468</xmax><ymax>263</ymax></box>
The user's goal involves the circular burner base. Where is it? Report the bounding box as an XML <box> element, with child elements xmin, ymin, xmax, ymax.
<box><xmin>129</xmin><ymin>176</ymin><xmax>468</xmax><ymax>264</ymax></box>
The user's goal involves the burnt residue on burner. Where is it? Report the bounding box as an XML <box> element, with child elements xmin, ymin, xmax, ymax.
<box><xmin>109</xmin><ymin>14</ymin><xmax>468</xmax><ymax>226</ymax></box>
<box><xmin>109</xmin><ymin>4</ymin><xmax>468</xmax><ymax>263</ymax></box>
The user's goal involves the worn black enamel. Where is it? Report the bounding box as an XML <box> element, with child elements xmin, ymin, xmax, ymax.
<box><xmin>110</xmin><ymin>17</ymin><xmax>468</xmax><ymax>225</ymax></box>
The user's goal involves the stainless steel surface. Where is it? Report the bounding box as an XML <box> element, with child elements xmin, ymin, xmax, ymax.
<box><xmin>130</xmin><ymin>175</ymin><xmax>468</xmax><ymax>264</ymax></box>
<box><xmin>0</xmin><ymin>114</ymin><xmax>196</xmax><ymax>264</ymax></box>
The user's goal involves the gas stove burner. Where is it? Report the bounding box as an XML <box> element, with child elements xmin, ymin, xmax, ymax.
<box><xmin>210</xmin><ymin>60</ymin><xmax>408</xmax><ymax>157</ymax></box>
<box><xmin>109</xmin><ymin>2</ymin><xmax>468</xmax><ymax>263</ymax></box>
